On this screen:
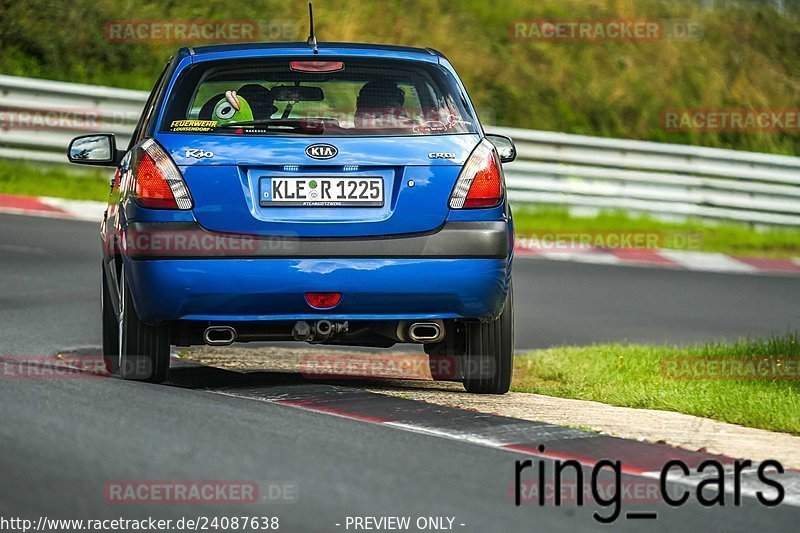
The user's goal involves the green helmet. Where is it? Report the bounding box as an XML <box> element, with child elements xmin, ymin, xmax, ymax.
<box><xmin>210</xmin><ymin>90</ymin><xmax>254</xmax><ymax>125</ymax></box>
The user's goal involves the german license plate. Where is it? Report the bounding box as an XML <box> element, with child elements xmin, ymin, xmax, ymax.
<box><xmin>259</xmin><ymin>177</ymin><xmax>384</xmax><ymax>207</ymax></box>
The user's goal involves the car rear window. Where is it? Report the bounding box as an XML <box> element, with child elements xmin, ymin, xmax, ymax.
<box><xmin>160</xmin><ymin>58</ymin><xmax>478</xmax><ymax>137</ymax></box>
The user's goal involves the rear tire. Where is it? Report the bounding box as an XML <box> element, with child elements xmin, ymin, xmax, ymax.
<box><xmin>118</xmin><ymin>267</ymin><xmax>170</xmax><ymax>383</ymax></box>
<box><xmin>101</xmin><ymin>263</ymin><xmax>120</xmax><ymax>375</ymax></box>
<box><xmin>462</xmin><ymin>282</ymin><xmax>514</xmax><ymax>394</ymax></box>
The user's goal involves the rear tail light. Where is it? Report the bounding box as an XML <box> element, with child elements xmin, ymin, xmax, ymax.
<box><xmin>305</xmin><ymin>292</ymin><xmax>342</xmax><ymax>310</ymax></box>
<box><xmin>448</xmin><ymin>139</ymin><xmax>504</xmax><ymax>209</ymax></box>
<box><xmin>132</xmin><ymin>139</ymin><xmax>193</xmax><ymax>210</ymax></box>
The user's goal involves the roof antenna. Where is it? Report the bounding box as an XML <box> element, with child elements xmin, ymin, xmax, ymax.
<box><xmin>306</xmin><ymin>2</ymin><xmax>319</xmax><ymax>54</ymax></box>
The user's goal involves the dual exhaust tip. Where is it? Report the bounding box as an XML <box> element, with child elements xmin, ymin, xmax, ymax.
<box><xmin>203</xmin><ymin>326</ymin><xmax>237</xmax><ymax>346</ymax></box>
<box><xmin>407</xmin><ymin>321</ymin><xmax>445</xmax><ymax>343</ymax></box>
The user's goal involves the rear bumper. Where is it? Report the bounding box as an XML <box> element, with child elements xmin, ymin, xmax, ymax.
<box><xmin>125</xmin><ymin>256</ymin><xmax>511</xmax><ymax>322</ymax></box>
<box><xmin>117</xmin><ymin>219</ymin><xmax>513</xmax><ymax>322</ymax></box>
<box><xmin>122</xmin><ymin>220</ymin><xmax>511</xmax><ymax>259</ymax></box>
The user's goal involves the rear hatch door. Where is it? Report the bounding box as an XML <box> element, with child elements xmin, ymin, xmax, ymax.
<box><xmin>157</xmin><ymin>132</ymin><xmax>479</xmax><ymax>238</ymax></box>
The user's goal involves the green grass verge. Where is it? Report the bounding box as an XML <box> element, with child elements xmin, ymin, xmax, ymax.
<box><xmin>0</xmin><ymin>159</ymin><xmax>110</xmax><ymax>202</ymax></box>
<box><xmin>513</xmin><ymin>206</ymin><xmax>800</xmax><ymax>259</ymax></box>
<box><xmin>512</xmin><ymin>333</ymin><xmax>800</xmax><ymax>434</ymax></box>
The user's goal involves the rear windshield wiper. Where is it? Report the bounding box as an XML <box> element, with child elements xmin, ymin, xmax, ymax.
<box><xmin>216</xmin><ymin>119</ymin><xmax>326</xmax><ymax>134</ymax></box>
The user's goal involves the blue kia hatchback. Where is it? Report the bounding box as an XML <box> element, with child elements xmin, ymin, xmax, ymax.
<box><xmin>69</xmin><ymin>41</ymin><xmax>516</xmax><ymax>393</ymax></box>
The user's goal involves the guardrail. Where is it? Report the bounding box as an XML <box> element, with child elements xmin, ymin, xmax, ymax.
<box><xmin>0</xmin><ymin>74</ymin><xmax>145</xmax><ymax>165</ymax></box>
<box><xmin>1</xmin><ymin>74</ymin><xmax>799</xmax><ymax>225</ymax></box>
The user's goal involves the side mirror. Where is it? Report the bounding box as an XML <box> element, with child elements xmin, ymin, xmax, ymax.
<box><xmin>68</xmin><ymin>134</ymin><xmax>120</xmax><ymax>166</ymax></box>
<box><xmin>485</xmin><ymin>134</ymin><xmax>516</xmax><ymax>163</ymax></box>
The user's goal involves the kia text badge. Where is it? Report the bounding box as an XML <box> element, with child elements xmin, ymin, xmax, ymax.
<box><xmin>305</xmin><ymin>144</ymin><xmax>338</xmax><ymax>159</ymax></box>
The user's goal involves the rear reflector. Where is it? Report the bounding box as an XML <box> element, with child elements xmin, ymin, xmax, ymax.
<box><xmin>134</xmin><ymin>139</ymin><xmax>192</xmax><ymax>210</ymax></box>
<box><xmin>449</xmin><ymin>139</ymin><xmax>503</xmax><ymax>209</ymax></box>
<box><xmin>290</xmin><ymin>61</ymin><xmax>345</xmax><ymax>72</ymax></box>
<box><xmin>305</xmin><ymin>292</ymin><xmax>342</xmax><ymax>310</ymax></box>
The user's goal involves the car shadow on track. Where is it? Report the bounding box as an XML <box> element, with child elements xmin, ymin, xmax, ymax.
<box><xmin>49</xmin><ymin>347</ymin><xmax>462</xmax><ymax>394</ymax></box>
<box><xmin>167</xmin><ymin>358</ymin><xmax>463</xmax><ymax>394</ymax></box>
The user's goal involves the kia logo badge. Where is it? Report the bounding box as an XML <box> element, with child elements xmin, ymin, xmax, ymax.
<box><xmin>305</xmin><ymin>144</ymin><xmax>338</xmax><ymax>160</ymax></box>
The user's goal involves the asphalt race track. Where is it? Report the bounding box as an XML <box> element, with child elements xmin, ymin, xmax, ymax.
<box><xmin>2</xmin><ymin>213</ymin><xmax>799</xmax><ymax>355</ymax></box>
<box><xmin>2</xmin><ymin>212</ymin><xmax>800</xmax><ymax>531</ymax></box>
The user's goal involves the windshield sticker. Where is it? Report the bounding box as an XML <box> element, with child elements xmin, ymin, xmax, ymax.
<box><xmin>413</xmin><ymin>114</ymin><xmax>472</xmax><ymax>133</ymax></box>
<box><xmin>170</xmin><ymin>120</ymin><xmax>218</xmax><ymax>132</ymax></box>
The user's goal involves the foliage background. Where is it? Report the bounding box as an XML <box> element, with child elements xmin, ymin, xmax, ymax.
<box><xmin>1</xmin><ymin>0</ymin><xmax>799</xmax><ymax>154</ymax></box>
